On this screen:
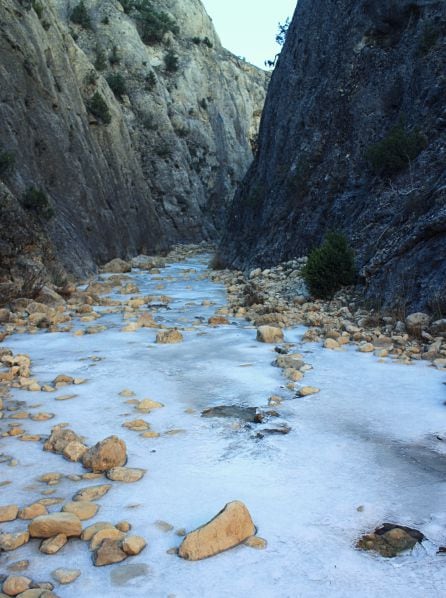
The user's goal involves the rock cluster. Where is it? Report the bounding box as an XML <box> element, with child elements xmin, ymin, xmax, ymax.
<box><xmin>210</xmin><ymin>261</ymin><xmax>446</xmax><ymax>370</ymax></box>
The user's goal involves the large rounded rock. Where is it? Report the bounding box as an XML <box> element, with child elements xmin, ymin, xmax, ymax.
<box><xmin>82</xmin><ymin>436</ymin><xmax>127</xmax><ymax>473</ymax></box>
<box><xmin>62</xmin><ymin>501</ymin><xmax>99</xmax><ymax>521</ymax></box>
<box><xmin>28</xmin><ymin>513</ymin><xmax>82</xmax><ymax>539</ymax></box>
<box><xmin>256</xmin><ymin>326</ymin><xmax>284</xmax><ymax>344</ymax></box>
<box><xmin>101</xmin><ymin>259</ymin><xmax>131</xmax><ymax>274</ymax></box>
<box><xmin>93</xmin><ymin>539</ymin><xmax>128</xmax><ymax>567</ymax></box>
<box><xmin>155</xmin><ymin>329</ymin><xmax>183</xmax><ymax>344</ymax></box>
<box><xmin>43</xmin><ymin>427</ymin><xmax>82</xmax><ymax>455</ymax></box>
<box><xmin>405</xmin><ymin>312</ymin><xmax>430</xmax><ymax>336</ymax></box>
<box><xmin>178</xmin><ymin>501</ymin><xmax>256</xmax><ymax>561</ymax></box>
<box><xmin>2</xmin><ymin>575</ymin><xmax>32</xmax><ymax>596</ymax></box>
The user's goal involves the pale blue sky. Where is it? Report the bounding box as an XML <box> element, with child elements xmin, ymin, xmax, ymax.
<box><xmin>201</xmin><ymin>0</ymin><xmax>297</xmax><ymax>68</ymax></box>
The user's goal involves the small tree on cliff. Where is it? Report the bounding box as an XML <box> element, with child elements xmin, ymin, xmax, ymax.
<box><xmin>302</xmin><ymin>232</ymin><xmax>356</xmax><ymax>299</ymax></box>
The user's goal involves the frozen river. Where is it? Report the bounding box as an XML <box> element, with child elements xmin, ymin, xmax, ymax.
<box><xmin>1</xmin><ymin>256</ymin><xmax>445</xmax><ymax>597</ymax></box>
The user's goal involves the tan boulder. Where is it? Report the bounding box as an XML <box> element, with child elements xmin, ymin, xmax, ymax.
<box><xmin>28</xmin><ymin>513</ymin><xmax>82</xmax><ymax>538</ymax></box>
<box><xmin>62</xmin><ymin>501</ymin><xmax>99</xmax><ymax>520</ymax></box>
<box><xmin>178</xmin><ymin>501</ymin><xmax>256</xmax><ymax>561</ymax></box>
<box><xmin>298</xmin><ymin>386</ymin><xmax>320</xmax><ymax>397</ymax></box>
<box><xmin>208</xmin><ymin>316</ymin><xmax>229</xmax><ymax>325</ymax></box>
<box><xmin>39</xmin><ymin>533</ymin><xmax>67</xmax><ymax>554</ymax></box>
<box><xmin>63</xmin><ymin>441</ymin><xmax>88</xmax><ymax>462</ymax></box>
<box><xmin>81</xmin><ymin>521</ymin><xmax>114</xmax><ymax>541</ymax></box>
<box><xmin>0</xmin><ymin>505</ymin><xmax>19</xmax><ymax>523</ymax></box>
<box><xmin>358</xmin><ymin>343</ymin><xmax>375</xmax><ymax>353</ymax></box>
<box><xmin>2</xmin><ymin>576</ymin><xmax>31</xmax><ymax>596</ymax></box>
<box><xmin>156</xmin><ymin>329</ymin><xmax>183</xmax><ymax>344</ymax></box>
<box><xmin>90</xmin><ymin>527</ymin><xmax>125</xmax><ymax>551</ymax></box>
<box><xmin>18</xmin><ymin>503</ymin><xmax>48</xmax><ymax>520</ymax></box>
<box><xmin>0</xmin><ymin>531</ymin><xmax>29</xmax><ymax>551</ymax></box>
<box><xmin>101</xmin><ymin>258</ymin><xmax>131</xmax><ymax>274</ymax></box>
<box><xmin>72</xmin><ymin>484</ymin><xmax>111</xmax><ymax>502</ymax></box>
<box><xmin>82</xmin><ymin>436</ymin><xmax>127</xmax><ymax>472</ymax></box>
<box><xmin>256</xmin><ymin>326</ymin><xmax>284</xmax><ymax>344</ymax></box>
<box><xmin>43</xmin><ymin>427</ymin><xmax>82</xmax><ymax>455</ymax></box>
<box><xmin>106</xmin><ymin>467</ymin><xmax>146</xmax><ymax>483</ymax></box>
<box><xmin>122</xmin><ymin>535</ymin><xmax>147</xmax><ymax>556</ymax></box>
<box><xmin>137</xmin><ymin>399</ymin><xmax>164</xmax><ymax>411</ymax></box>
<box><xmin>51</xmin><ymin>568</ymin><xmax>81</xmax><ymax>584</ymax></box>
<box><xmin>93</xmin><ymin>538</ymin><xmax>128</xmax><ymax>567</ymax></box>
<box><xmin>324</xmin><ymin>338</ymin><xmax>340</xmax><ymax>349</ymax></box>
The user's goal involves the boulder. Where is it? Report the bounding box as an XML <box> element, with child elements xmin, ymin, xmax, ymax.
<box><xmin>51</xmin><ymin>569</ymin><xmax>81</xmax><ymax>584</ymax></box>
<box><xmin>81</xmin><ymin>522</ymin><xmax>114</xmax><ymax>542</ymax></box>
<box><xmin>106</xmin><ymin>467</ymin><xmax>146</xmax><ymax>483</ymax></box>
<box><xmin>39</xmin><ymin>534</ymin><xmax>68</xmax><ymax>554</ymax></box>
<box><xmin>0</xmin><ymin>531</ymin><xmax>29</xmax><ymax>551</ymax></box>
<box><xmin>82</xmin><ymin>436</ymin><xmax>127</xmax><ymax>473</ymax></box>
<box><xmin>62</xmin><ymin>441</ymin><xmax>88</xmax><ymax>462</ymax></box>
<box><xmin>90</xmin><ymin>527</ymin><xmax>125</xmax><ymax>551</ymax></box>
<box><xmin>405</xmin><ymin>312</ymin><xmax>430</xmax><ymax>336</ymax></box>
<box><xmin>101</xmin><ymin>259</ymin><xmax>132</xmax><ymax>274</ymax></box>
<box><xmin>18</xmin><ymin>503</ymin><xmax>47</xmax><ymax>520</ymax></box>
<box><xmin>43</xmin><ymin>427</ymin><xmax>82</xmax><ymax>455</ymax></box>
<box><xmin>155</xmin><ymin>329</ymin><xmax>183</xmax><ymax>344</ymax></box>
<box><xmin>298</xmin><ymin>386</ymin><xmax>320</xmax><ymax>397</ymax></box>
<box><xmin>93</xmin><ymin>539</ymin><xmax>128</xmax><ymax>567</ymax></box>
<box><xmin>431</xmin><ymin>319</ymin><xmax>446</xmax><ymax>336</ymax></box>
<box><xmin>0</xmin><ymin>505</ymin><xmax>19</xmax><ymax>523</ymax></box>
<box><xmin>62</xmin><ymin>501</ymin><xmax>99</xmax><ymax>520</ymax></box>
<box><xmin>356</xmin><ymin>523</ymin><xmax>424</xmax><ymax>557</ymax></box>
<box><xmin>122</xmin><ymin>536</ymin><xmax>146</xmax><ymax>556</ymax></box>
<box><xmin>72</xmin><ymin>484</ymin><xmax>111</xmax><ymax>502</ymax></box>
<box><xmin>178</xmin><ymin>501</ymin><xmax>256</xmax><ymax>561</ymax></box>
<box><xmin>256</xmin><ymin>326</ymin><xmax>284</xmax><ymax>343</ymax></box>
<box><xmin>28</xmin><ymin>513</ymin><xmax>82</xmax><ymax>539</ymax></box>
<box><xmin>2</xmin><ymin>576</ymin><xmax>31</xmax><ymax>596</ymax></box>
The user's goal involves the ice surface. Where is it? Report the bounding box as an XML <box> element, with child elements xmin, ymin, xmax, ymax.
<box><xmin>1</xmin><ymin>256</ymin><xmax>445</xmax><ymax>597</ymax></box>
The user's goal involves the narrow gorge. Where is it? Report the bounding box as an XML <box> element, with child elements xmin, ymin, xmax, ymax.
<box><xmin>0</xmin><ymin>1</ymin><xmax>445</xmax><ymax>597</ymax></box>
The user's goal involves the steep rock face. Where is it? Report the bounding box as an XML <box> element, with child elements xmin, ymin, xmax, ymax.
<box><xmin>220</xmin><ymin>0</ymin><xmax>446</xmax><ymax>312</ymax></box>
<box><xmin>0</xmin><ymin>0</ymin><xmax>267</xmax><ymax>286</ymax></box>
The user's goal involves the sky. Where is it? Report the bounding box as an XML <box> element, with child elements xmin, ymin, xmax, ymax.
<box><xmin>201</xmin><ymin>0</ymin><xmax>297</xmax><ymax>69</ymax></box>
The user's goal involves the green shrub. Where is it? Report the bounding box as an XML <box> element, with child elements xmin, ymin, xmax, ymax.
<box><xmin>136</xmin><ymin>1</ymin><xmax>179</xmax><ymax>44</ymax></box>
<box><xmin>366</xmin><ymin>124</ymin><xmax>426</xmax><ymax>176</ymax></box>
<box><xmin>32</xmin><ymin>0</ymin><xmax>43</xmax><ymax>19</ymax></box>
<box><xmin>101</xmin><ymin>16</ymin><xmax>110</xmax><ymax>25</ymax></box>
<box><xmin>192</xmin><ymin>36</ymin><xmax>201</xmax><ymax>45</ymax></box>
<box><xmin>87</xmin><ymin>92</ymin><xmax>111</xmax><ymax>124</ymax></box>
<box><xmin>302</xmin><ymin>232</ymin><xmax>356</xmax><ymax>299</ymax></box>
<box><xmin>106</xmin><ymin>73</ymin><xmax>127</xmax><ymax>100</ymax></box>
<box><xmin>203</xmin><ymin>36</ymin><xmax>213</xmax><ymax>48</ymax></box>
<box><xmin>94</xmin><ymin>48</ymin><xmax>107</xmax><ymax>71</ymax></box>
<box><xmin>145</xmin><ymin>71</ymin><xmax>157</xmax><ymax>90</ymax></box>
<box><xmin>164</xmin><ymin>50</ymin><xmax>179</xmax><ymax>72</ymax></box>
<box><xmin>156</xmin><ymin>143</ymin><xmax>171</xmax><ymax>159</ymax></box>
<box><xmin>22</xmin><ymin>187</ymin><xmax>54</xmax><ymax>219</ymax></box>
<box><xmin>0</xmin><ymin>149</ymin><xmax>15</xmax><ymax>177</ymax></box>
<box><xmin>70</xmin><ymin>1</ymin><xmax>91</xmax><ymax>29</ymax></box>
<box><xmin>120</xmin><ymin>0</ymin><xmax>136</xmax><ymax>14</ymax></box>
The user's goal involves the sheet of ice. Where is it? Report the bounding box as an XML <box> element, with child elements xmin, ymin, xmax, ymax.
<box><xmin>1</xmin><ymin>256</ymin><xmax>445</xmax><ymax>598</ymax></box>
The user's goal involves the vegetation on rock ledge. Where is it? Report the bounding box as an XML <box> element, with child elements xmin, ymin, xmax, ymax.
<box><xmin>302</xmin><ymin>232</ymin><xmax>356</xmax><ymax>299</ymax></box>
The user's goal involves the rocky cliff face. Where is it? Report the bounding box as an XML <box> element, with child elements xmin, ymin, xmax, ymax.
<box><xmin>219</xmin><ymin>0</ymin><xmax>446</xmax><ymax>312</ymax></box>
<box><xmin>0</xmin><ymin>0</ymin><xmax>267</xmax><ymax>294</ymax></box>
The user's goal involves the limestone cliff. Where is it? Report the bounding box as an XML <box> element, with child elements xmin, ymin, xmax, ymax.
<box><xmin>0</xmin><ymin>0</ymin><xmax>267</xmax><ymax>296</ymax></box>
<box><xmin>219</xmin><ymin>0</ymin><xmax>446</xmax><ymax>312</ymax></box>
